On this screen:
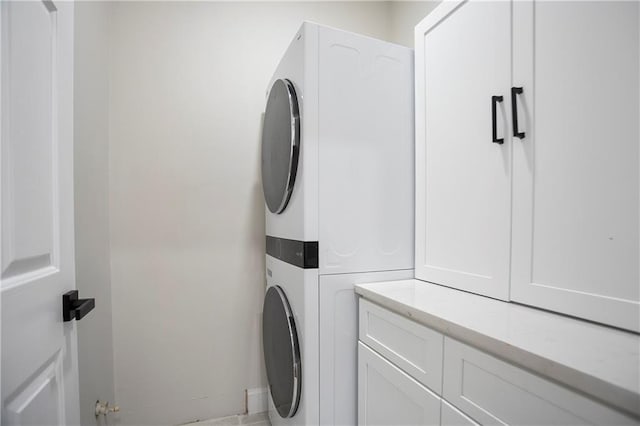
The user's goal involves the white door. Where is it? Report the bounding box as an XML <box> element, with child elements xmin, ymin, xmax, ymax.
<box><xmin>511</xmin><ymin>0</ymin><xmax>640</xmax><ymax>332</ymax></box>
<box><xmin>358</xmin><ymin>343</ymin><xmax>441</xmax><ymax>426</ymax></box>
<box><xmin>415</xmin><ymin>0</ymin><xmax>512</xmax><ymax>300</ymax></box>
<box><xmin>1</xmin><ymin>1</ymin><xmax>81</xmax><ymax>425</ymax></box>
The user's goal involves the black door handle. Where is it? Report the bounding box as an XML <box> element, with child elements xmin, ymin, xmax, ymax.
<box><xmin>63</xmin><ymin>290</ymin><xmax>95</xmax><ymax>322</ymax></box>
<box><xmin>491</xmin><ymin>95</ymin><xmax>504</xmax><ymax>144</ymax></box>
<box><xmin>511</xmin><ymin>87</ymin><xmax>525</xmax><ymax>139</ymax></box>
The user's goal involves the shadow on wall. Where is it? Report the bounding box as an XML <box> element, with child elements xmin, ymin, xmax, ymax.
<box><xmin>252</xmin><ymin>112</ymin><xmax>268</xmax><ymax>389</ymax></box>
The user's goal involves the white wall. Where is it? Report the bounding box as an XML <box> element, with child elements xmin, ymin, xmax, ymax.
<box><xmin>389</xmin><ymin>1</ymin><xmax>440</xmax><ymax>47</ymax></box>
<box><xmin>107</xmin><ymin>3</ymin><xmax>392</xmax><ymax>424</ymax></box>
<box><xmin>74</xmin><ymin>2</ymin><xmax>115</xmax><ymax>426</ymax></box>
<box><xmin>73</xmin><ymin>2</ymin><xmax>441</xmax><ymax>425</ymax></box>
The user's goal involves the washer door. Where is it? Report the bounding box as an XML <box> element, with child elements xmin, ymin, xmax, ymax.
<box><xmin>262</xmin><ymin>285</ymin><xmax>301</xmax><ymax>418</ymax></box>
<box><xmin>261</xmin><ymin>78</ymin><xmax>300</xmax><ymax>214</ymax></box>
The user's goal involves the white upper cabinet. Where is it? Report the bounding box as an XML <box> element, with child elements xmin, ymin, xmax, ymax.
<box><xmin>416</xmin><ymin>0</ymin><xmax>640</xmax><ymax>331</ymax></box>
<box><xmin>415</xmin><ymin>0</ymin><xmax>512</xmax><ymax>301</ymax></box>
<box><xmin>510</xmin><ymin>1</ymin><xmax>640</xmax><ymax>332</ymax></box>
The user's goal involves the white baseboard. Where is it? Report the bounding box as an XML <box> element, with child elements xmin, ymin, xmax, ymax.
<box><xmin>246</xmin><ymin>388</ymin><xmax>268</xmax><ymax>415</ymax></box>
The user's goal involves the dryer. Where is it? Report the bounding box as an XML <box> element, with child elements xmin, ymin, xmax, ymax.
<box><xmin>261</xmin><ymin>22</ymin><xmax>414</xmax><ymax>426</ymax></box>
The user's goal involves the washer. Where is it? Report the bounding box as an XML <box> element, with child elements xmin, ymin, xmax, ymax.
<box><xmin>261</xmin><ymin>22</ymin><xmax>414</xmax><ymax>426</ymax></box>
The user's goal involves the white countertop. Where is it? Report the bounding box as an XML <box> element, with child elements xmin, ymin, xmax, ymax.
<box><xmin>355</xmin><ymin>279</ymin><xmax>640</xmax><ymax>418</ymax></box>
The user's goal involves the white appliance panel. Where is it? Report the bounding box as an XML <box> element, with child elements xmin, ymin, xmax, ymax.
<box><xmin>319</xmin><ymin>269</ymin><xmax>413</xmax><ymax>426</ymax></box>
<box><xmin>318</xmin><ymin>27</ymin><xmax>414</xmax><ymax>275</ymax></box>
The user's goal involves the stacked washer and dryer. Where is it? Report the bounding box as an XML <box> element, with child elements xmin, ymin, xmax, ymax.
<box><xmin>261</xmin><ymin>22</ymin><xmax>414</xmax><ymax>426</ymax></box>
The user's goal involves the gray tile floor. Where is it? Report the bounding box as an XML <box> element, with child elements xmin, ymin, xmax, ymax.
<box><xmin>184</xmin><ymin>412</ymin><xmax>270</xmax><ymax>426</ymax></box>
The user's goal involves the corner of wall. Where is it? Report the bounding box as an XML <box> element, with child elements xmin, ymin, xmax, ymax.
<box><xmin>74</xmin><ymin>1</ymin><xmax>116</xmax><ymax>424</ymax></box>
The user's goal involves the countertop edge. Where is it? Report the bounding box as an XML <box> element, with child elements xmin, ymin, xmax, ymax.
<box><xmin>355</xmin><ymin>284</ymin><xmax>640</xmax><ymax>419</ymax></box>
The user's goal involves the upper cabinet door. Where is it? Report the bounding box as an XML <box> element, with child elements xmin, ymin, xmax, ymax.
<box><xmin>511</xmin><ymin>1</ymin><xmax>640</xmax><ymax>332</ymax></box>
<box><xmin>415</xmin><ymin>0</ymin><xmax>512</xmax><ymax>300</ymax></box>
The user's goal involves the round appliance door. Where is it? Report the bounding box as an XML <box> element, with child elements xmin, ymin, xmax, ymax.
<box><xmin>261</xmin><ymin>78</ymin><xmax>300</xmax><ymax>214</ymax></box>
<box><xmin>262</xmin><ymin>285</ymin><xmax>301</xmax><ymax>418</ymax></box>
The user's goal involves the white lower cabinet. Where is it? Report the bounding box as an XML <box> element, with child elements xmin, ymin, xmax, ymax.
<box><xmin>357</xmin><ymin>299</ymin><xmax>638</xmax><ymax>426</ymax></box>
<box><xmin>358</xmin><ymin>342</ymin><xmax>441</xmax><ymax>426</ymax></box>
<box><xmin>359</xmin><ymin>298</ymin><xmax>444</xmax><ymax>394</ymax></box>
<box><xmin>441</xmin><ymin>400</ymin><xmax>478</xmax><ymax>426</ymax></box>
<box><xmin>442</xmin><ymin>337</ymin><xmax>636</xmax><ymax>426</ymax></box>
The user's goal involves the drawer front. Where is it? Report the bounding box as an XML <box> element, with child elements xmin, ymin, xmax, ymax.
<box><xmin>443</xmin><ymin>337</ymin><xmax>636</xmax><ymax>425</ymax></box>
<box><xmin>359</xmin><ymin>298</ymin><xmax>444</xmax><ymax>394</ymax></box>
<box><xmin>441</xmin><ymin>400</ymin><xmax>479</xmax><ymax>426</ymax></box>
<box><xmin>358</xmin><ymin>342</ymin><xmax>441</xmax><ymax>426</ymax></box>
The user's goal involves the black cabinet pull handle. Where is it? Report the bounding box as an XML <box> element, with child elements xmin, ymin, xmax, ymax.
<box><xmin>511</xmin><ymin>87</ymin><xmax>525</xmax><ymax>139</ymax></box>
<box><xmin>63</xmin><ymin>290</ymin><xmax>96</xmax><ymax>322</ymax></box>
<box><xmin>492</xmin><ymin>95</ymin><xmax>504</xmax><ymax>144</ymax></box>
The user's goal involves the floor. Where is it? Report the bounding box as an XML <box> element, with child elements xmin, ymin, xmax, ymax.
<box><xmin>184</xmin><ymin>412</ymin><xmax>270</xmax><ymax>426</ymax></box>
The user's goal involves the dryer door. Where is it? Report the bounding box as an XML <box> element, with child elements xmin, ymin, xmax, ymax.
<box><xmin>261</xmin><ymin>78</ymin><xmax>300</xmax><ymax>214</ymax></box>
<box><xmin>262</xmin><ymin>285</ymin><xmax>301</xmax><ymax>418</ymax></box>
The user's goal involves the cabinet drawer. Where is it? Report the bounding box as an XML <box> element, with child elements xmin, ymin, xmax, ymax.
<box><xmin>359</xmin><ymin>298</ymin><xmax>444</xmax><ymax>394</ymax></box>
<box><xmin>443</xmin><ymin>337</ymin><xmax>636</xmax><ymax>425</ymax></box>
<box><xmin>441</xmin><ymin>400</ymin><xmax>479</xmax><ymax>426</ymax></box>
<box><xmin>358</xmin><ymin>342</ymin><xmax>441</xmax><ymax>426</ymax></box>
